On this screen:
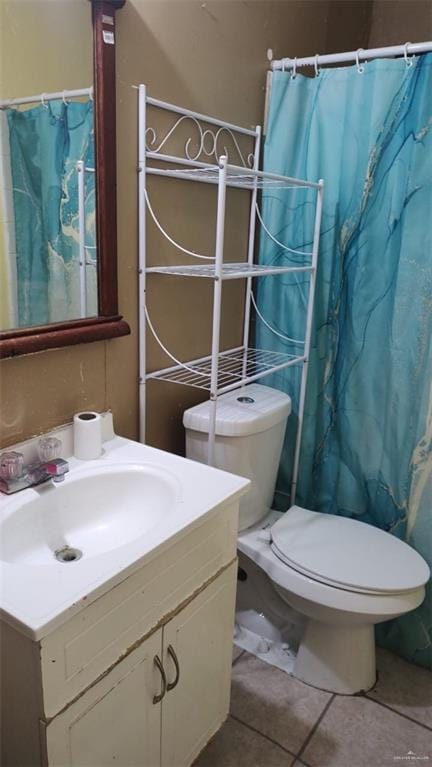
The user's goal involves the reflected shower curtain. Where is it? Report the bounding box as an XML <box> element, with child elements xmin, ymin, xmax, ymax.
<box><xmin>257</xmin><ymin>55</ymin><xmax>432</xmax><ymax>668</ymax></box>
<box><xmin>7</xmin><ymin>99</ymin><xmax>95</xmax><ymax>326</ymax></box>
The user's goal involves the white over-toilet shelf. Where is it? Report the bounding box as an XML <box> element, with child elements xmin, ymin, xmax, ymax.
<box><xmin>147</xmin><ymin>347</ymin><xmax>306</xmax><ymax>393</ymax></box>
<box><xmin>146</xmin><ymin>262</ymin><xmax>314</xmax><ymax>279</ymax></box>
<box><xmin>138</xmin><ymin>84</ymin><xmax>323</xmax><ymax>498</ymax></box>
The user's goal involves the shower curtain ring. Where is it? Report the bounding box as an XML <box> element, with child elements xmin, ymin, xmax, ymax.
<box><xmin>291</xmin><ymin>57</ymin><xmax>297</xmax><ymax>80</ymax></box>
<box><xmin>62</xmin><ymin>90</ymin><xmax>69</xmax><ymax>105</ymax></box>
<box><xmin>314</xmin><ymin>54</ymin><xmax>321</xmax><ymax>77</ymax></box>
<box><xmin>41</xmin><ymin>93</ymin><xmax>49</xmax><ymax>109</ymax></box>
<box><xmin>282</xmin><ymin>59</ymin><xmax>286</xmax><ymax>73</ymax></box>
<box><xmin>355</xmin><ymin>49</ymin><xmax>365</xmax><ymax>74</ymax></box>
<box><xmin>89</xmin><ymin>87</ymin><xmax>94</xmax><ymax>102</ymax></box>
<box><xmin>404</xmin><ymin>42</ymin><xmax>414</xmax><ymax>67</ymax></box>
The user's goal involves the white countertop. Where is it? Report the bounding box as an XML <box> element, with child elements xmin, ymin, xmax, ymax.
<box><xmin>0</xmin><ymin>434</ymin><xmax>249</xmax><ymax>640</ymax></box>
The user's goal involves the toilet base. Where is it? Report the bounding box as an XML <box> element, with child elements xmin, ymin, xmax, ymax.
<box><xmin>295</xmin><ymin>620</ymin><xmax>376</xmax><ymax>695</ymax></box>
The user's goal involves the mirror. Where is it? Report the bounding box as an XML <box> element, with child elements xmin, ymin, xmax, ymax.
<box><xmin>0</xmin><ymin>1</ymin><xmax>96</xmax><ymax>330</ymax></box>
<box><xmin>0</xmin><ymin>0</ymin><xmax>129</xmax><ymax>357</ymax></box>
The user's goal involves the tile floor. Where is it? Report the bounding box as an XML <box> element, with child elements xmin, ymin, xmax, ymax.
<box><xmin>195</xmin><ymin>647</ymin><xmax>432</xmax><ymax>767</ymax></box>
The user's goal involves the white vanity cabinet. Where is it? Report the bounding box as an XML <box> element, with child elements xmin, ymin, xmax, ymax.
<box><xmin>161</xmin><ymin>564</ymin><xmax>235</xmax><ymax>767</ymax></box>
<box><xmin>44</xmin><ymin>564</ymin><xmax>236</xmax><ymax>767</ymax></box>
<box><xmin>1</xmin><ymin>501</ymin><xmax>240</xmax><ymax>767</ymax></box>
<box><xmin>45</xmin><ymin>629</ymin><xmax>162</xmax><ymax>767</ymax></box>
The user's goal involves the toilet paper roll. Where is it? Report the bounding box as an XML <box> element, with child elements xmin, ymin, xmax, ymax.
<box><xmin>73</xmin><ymin>412</ymin><xmax>103</xmax><ymax>460</ymax></box>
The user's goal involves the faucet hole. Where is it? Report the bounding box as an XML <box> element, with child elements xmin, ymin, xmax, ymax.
<box><xmin>54</xmin><ymin>546</ymin><xmax>83</xmax><ymax>563</ymax></box>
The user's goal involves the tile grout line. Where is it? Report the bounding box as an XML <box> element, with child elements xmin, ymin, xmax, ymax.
<box><xmin>294</xmin><ymin>756</ymin><xmax>313</xmax><ymax>767</ymax></box>
<box><xmin>229</xmin><ymin>713</ymin><xmax>298</xmax><ymax>762</ymax></box>
<box><xmin>295</xmin><ymin>694</ymin><xmax>336</xmax><ymax>763</ymax></box>
<box><xmin>231</xmin><ymin>652</ymin><xmax>431</xmax><ymax>760</ymax></box>
<box><xmin>363</xmin><ymin>693</ymin><xmax>432</xmax><ymax>733</ymax></box>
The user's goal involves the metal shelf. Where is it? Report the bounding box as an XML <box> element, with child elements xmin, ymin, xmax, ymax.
<box><xmin>147</xmin><ymin>346</ymin><xmax>306</xmax><ymax>394</ymax></box>
<box><xmin>146</xmin><ymin>262</ymin><xmax>314</xmax><ymax>280</ymax></box>
<box><xmin>147</xmin><ymin>162</ymin><xmax>320</xmax><ymax>191</ymax></box>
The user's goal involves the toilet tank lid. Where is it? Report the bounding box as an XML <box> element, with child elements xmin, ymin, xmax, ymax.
<box><xmin>183</xmin><ymin>384</ymin><xmax>291</xmax><ymax>437</ymax></box>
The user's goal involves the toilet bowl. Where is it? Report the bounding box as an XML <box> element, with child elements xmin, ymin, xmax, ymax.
<box><xmin>183</xmin><ymin>384</ymin><xmax>430</xmax><ymax>694</ymax></box>
<box><xmin>238</xmin><ymin>509</ymin><xmax>427</xmax><ymax>693</ymax></box>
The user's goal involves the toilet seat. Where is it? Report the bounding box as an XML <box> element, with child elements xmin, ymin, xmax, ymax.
<box><xmin>271</xmin><ymin>506</ymin><xmax>429</xmax><ymax>595</ymax></box>
<box><xmin>238</xmin><ymin>510</ymin><xmax>427</xmax><ymax>621</ymax></box>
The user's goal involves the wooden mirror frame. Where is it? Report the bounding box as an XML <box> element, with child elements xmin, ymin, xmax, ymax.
<box><xmin>0</xmin><ymin>0</ymin><xmax>130</xmax><ymax>359</ymax></box>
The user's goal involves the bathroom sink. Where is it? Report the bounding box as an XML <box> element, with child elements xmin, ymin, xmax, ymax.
<box><xmin>0</xmin><ymin>429</ymin><xmax>249</xmax><ymax>639</ymax></box>
<box><xmin>0</xmin><ymin>463</ymin><xmax>180</xmax><ymax>566</ymax></box>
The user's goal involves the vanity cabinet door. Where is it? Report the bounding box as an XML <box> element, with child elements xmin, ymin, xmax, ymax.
<box><xmin>45</xmin><ymin>630</ymin><xmax>163</xmax><ymax>767</ymax></box>
<box><xmin>161</xmin><ymin>562</ymin><xmax>237</xmax><ymax>767</ymax></box>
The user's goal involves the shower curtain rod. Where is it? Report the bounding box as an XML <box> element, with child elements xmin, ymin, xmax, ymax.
<box><xmin>0</xmin><ymin>87</ymin><xmax>93</xmax><ymax>109</ymax></box>
<box><xmin>271</xmin><ymin>41</ymin><xmax>432</xmax><ymax>71</ymax></box>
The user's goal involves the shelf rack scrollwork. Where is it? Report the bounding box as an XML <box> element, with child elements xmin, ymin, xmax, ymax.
<box><xmin>145</xmin><ymin>113</ymin><xmax>255</xmax><ymax>168</ymax></box>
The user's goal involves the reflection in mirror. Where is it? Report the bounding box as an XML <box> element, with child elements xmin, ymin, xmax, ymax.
<box><xmin>0</xmin><ymin>92</ymin><xmax>97</xmax><ymax>331</ymax></box>
<box><xmin>0</xmin><ymin>1</ymin><xmax>97</xmax><ymax>332</ymax></box>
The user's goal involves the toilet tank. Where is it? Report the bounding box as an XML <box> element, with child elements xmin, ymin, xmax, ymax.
<box><xmin>183</xmin><ymin>384</ymin><xmax>291</xmax><ymax>531</ymax></box>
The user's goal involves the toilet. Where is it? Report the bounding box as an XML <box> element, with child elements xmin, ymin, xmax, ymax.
<box><xmin>183</xmin><ymin>384</ymin><xmax>430</xmax><ymax>695</ymax></box>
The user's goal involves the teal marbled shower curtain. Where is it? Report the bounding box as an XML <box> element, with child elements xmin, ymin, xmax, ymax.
<box><xmin>7</xmin><ymin>99</ymin><xmax>95</xmax><ymax>327</ymax></box>
<box><xmin>256</xmin><ymin>55</ymin><xmax>432</xmax><ymax>668</ymax></box>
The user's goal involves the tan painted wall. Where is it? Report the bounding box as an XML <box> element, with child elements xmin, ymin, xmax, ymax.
<box><xmin>0</xmin><ymin>0</ymin><xmax>92</xmax><ymax>98</ymax></box>
<box><xmin>368</xmin><ymin>1</ymin><xmax>432</xmax><ymax>46</ymax></box>
<box><xmin>0</xmin><ymin>0</ymin><xmax>372</xmax><ymax>452</ymax></box>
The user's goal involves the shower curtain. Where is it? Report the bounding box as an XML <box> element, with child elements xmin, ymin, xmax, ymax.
<box><xmin>7</xmin><ymin>99</ymin><xmax>96</xmax><ymax>327</ymax></box>
<box><xmin>256</xmin><ymin>55</ymin><xmax>432</xmax><ymax>669</ymax></box>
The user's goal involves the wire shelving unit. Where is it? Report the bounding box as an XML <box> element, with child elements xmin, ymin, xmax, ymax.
<box><xmin>146</xmin><ymin>263</ymin><xmax>315</xmax><ymax>280</ymax></box>
<box><xmin>138</xmin><ymin>85</ymin><xmax>324</xmax><ymax>502</ymax></box>
<box><xmin>148</xmin><ymin>347</ymin><xmax>307</xmax><ymax>393</ymax></box>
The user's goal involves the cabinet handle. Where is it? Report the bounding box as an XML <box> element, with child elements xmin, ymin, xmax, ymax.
<box><xmin>166</xmin><ymin>644</ymin><xmax>180</xmax><ymax>691</ymax></box>
<box><xmin>153</xmin><ymin>655</ymin><xmax>167</xmax><ymax>704</ymax></box>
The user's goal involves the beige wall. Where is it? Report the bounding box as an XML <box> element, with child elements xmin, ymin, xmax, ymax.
<box><xmin>0</xmin><ymin>0</ymin><xmax>372</xmax><ymax>452</ymax></box>
<box><xmin>368</xmin><ymin>1</ymin><xmax>432</xmax><ymax>46</ymax></box>
<box><xmin>0</xmin><ymin>0</ymin><xmax>92</xmax><ymax>98</ymax></box>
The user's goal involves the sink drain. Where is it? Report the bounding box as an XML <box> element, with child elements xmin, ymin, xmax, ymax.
<box><xmin>54</xmin><ymin>546</ymin><xmax>83</xmax><ymax>563</ymax></box>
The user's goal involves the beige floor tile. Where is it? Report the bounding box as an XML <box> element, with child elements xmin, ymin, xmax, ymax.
<box><xmin>367</xmin><ymin>648</ymin><xmax>432</xmax><ymax>728</ymax></box>
<box><xmin>302</xmin><ymin>695</ymin><xmax>432</xmax><ymax>767</ymax></box>
<box><xmin>193</xmin><ymin>716</ymin><xmax>295</xmax><ymax>767</ymax></box>
<box><xmin>233</xmin><ymin>645</ymin><xmax>244</xmax><ymax>663</ymax></box>
<box><xmin>230</xmin><ymin>652</ymin><xmax>332</xmax><ymax>754</ymax></box>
